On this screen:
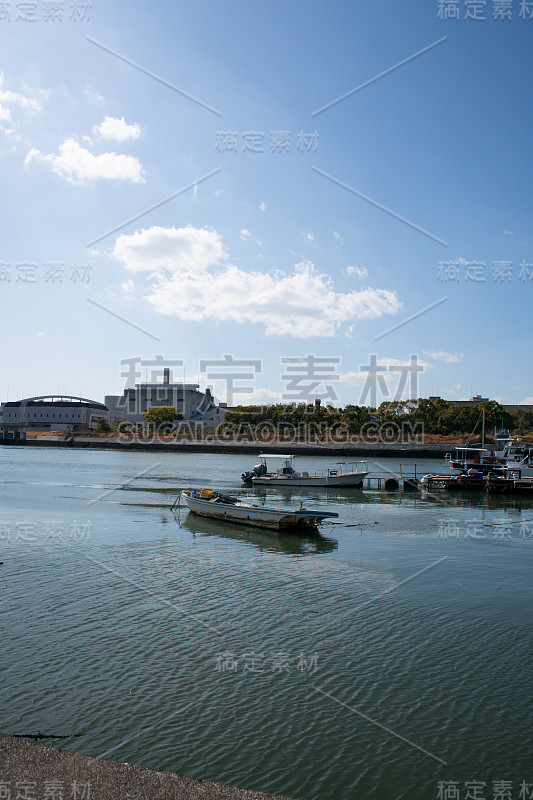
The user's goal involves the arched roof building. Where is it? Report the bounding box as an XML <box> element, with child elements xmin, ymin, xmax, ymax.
<box><xmin>0</xmin><ymin>396</ymin><xmax>108</xmax><ymax>432</ymax></box>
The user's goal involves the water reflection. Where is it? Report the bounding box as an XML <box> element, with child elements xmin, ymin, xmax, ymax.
<box><xmin>119</xmin><ymin>479</ymin><xmax>533</xmax><ymax>524</ymax></box>
<box><xmin>177</xmin><ymin>512</ymin><xmax>338</xmax><ymax>556</ymax></box>
<box><xmin>249</xmin><ymin>485</ymin><xmax>370</xmax><ymax>505</ymax></box>
<box><xmin>447</xmin><ymin>493</ymin><xmax>533</xmax><ymax>512</ymax></box>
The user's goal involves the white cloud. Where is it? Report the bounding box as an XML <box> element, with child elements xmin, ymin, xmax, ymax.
<box><xmin>114</xmin><ymin>225</ymin><xmax>226</xmax><ymax>273</ymax></box>
<box><xmin>112</xmin><ymin>225</ymin><xmax>402</xmax><ymax>339</ymax></box>
<box><xmin>345</xmin><ymin>265</ymin><xmax>368</xmax><ymax>280</ymax></box>
<box><xmin>93</xmin><ymin>116</ymin><xmax>142</xmax><ymax>142</ymax></box>
<box><xmin>240</xmin><ymin>228</ymin><xmax>261</xmax><ymax>245</ymax></box>
<box><xmin>303</xmin><ymin>231</ymin><xmax>314</xmax><ymax>242</ymax></box>
<box><xmin>25</xmin><ymin>138</ymin><xmax>145</xmax><ymax>184</ymax></box>
<box><xmin>120</xmin><ymin>280</ymin><xmax>135</xmax><ymax>297</ymax></box>
<box><xmin>333</xmin><ymin>231</ymin><xmax>343</xmax><ymax>245</ymax></box>
<box><xmin>0</xmin><ymin>73</ymin><xmax>45</xmax><ymax>137</ymax></box>
<box><xmin>504</xmin><ymin>230</ymin><xmax>514</xmax><ymax>236</ymax></box>
<box><xmin>423</xmin><ymin>350</ymin><xmax>463</xmax><ymax>364</ymax></box>
<box><xmin>84</xmin><ymin>86</ymin><xmax>106</xmax><ymax>103</ymax></box>
<box><xmin>259</xmin><ymin>201</ymin><xmax>266</xmax><ymax>212</ymax></box>
<box><xmin>518</xmin><ymin>396</ymin><xmax>533</xmax><ymax>405</ymax></box>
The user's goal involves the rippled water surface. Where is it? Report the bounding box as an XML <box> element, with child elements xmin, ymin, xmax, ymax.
<box><xmin>2</xmin><ymin>446</ymin><xmax>533</xmax><ymax>799</ymax></box>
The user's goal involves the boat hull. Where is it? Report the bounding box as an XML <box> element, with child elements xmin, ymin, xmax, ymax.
<box><xmin>183</xmin><ymin>494</ymin><xmax>337</xmax><ymax>530</ymax></box>
<box><xmin>252</xmin><ymin>472</ymin><xmax>368</xmax><ymax>487</ymax></box>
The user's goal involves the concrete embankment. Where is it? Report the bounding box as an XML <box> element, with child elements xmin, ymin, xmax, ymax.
<box><xmin>15</xmin><ymin>436</ymin><xmax>453</xmax><ymax>458</ymax></box>
<box><xmin>0</xmin><ymin>733</ymin><xmax>300</xmax><ymax>800</ymax></box>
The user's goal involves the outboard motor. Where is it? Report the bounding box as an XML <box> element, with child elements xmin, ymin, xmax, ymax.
<box><xmin>241</xmin><ymin>463</ymin><xmax>267</xmax><ymax>482</ymax></box>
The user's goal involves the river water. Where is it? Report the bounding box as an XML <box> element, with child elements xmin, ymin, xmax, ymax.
<box><xmin>1</xmin><ymin>446</ymin><xmax>532</xmax><ymax>799</ymax></box>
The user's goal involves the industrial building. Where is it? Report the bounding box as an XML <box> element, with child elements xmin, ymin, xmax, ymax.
<box><xmin>104</xmin><ymin>368</ymin><xmax>227</xmax><ymax>429</ymax></box>
<box><xmin>0</xmin><ymin>368</ymin><xmax>227</xmax><ymax>435</ymax></box>
<box><xmin>0</xmin><ymin>396</ymin><xmax>109</xmax><ymax>432</ymax></box>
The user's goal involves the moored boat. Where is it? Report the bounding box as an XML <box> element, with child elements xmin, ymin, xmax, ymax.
<box><xmin>493</xmin><ymin>436</ymin><xmax>533</xmax><ymax>476</ymax></box>
<box><xmin>176</xmin><ymin>488</ymin><xmax>339</xmax><ymax>530</ymax></box>
<box><xmin>445</xmin><ymin>438</ymin><xmax>533</xmax><ymax>477</ymax></box>
<box><xmin>241</xmin><ymin>454</ymin><xmax>369</xmax><ymax>487</ymax></box>
<box><xmin>445</xmin><ymin>445</ymin><xmax>504</xmax><ymax>475</ymax></box>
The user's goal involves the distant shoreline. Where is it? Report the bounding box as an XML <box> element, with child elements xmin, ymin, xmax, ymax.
<box><xmin>4</xmin><ymin>436</ymin><xmax>454</xmax><ymax>458</ymax></box>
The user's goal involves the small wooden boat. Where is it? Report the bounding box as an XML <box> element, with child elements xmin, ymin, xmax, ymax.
<box><xmin>175</xmin><ymin>489</ymin><xmax>339</xmax><ymax>530</ymax></box>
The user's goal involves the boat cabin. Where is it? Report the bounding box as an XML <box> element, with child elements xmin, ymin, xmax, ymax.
<box><xmin>445</xmin><ymin>446</ymin><xmax>503</xmax><ymax>475</ymax></box>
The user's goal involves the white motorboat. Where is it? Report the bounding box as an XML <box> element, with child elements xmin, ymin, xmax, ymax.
<box><xmin>445</xmin><ymin>438</ymin><xmax>533</xmax><ymax>477</ymax></box>
<box><xmin>177</xmin><ymin>489</ymin><xmax>339</xmax><ymax>530</ymax></box>
<box><xmin>241</xmin><ymin>454</ymin><xmax>369</xmax><ymax>488</ymax></box>
<box><xmin>445</xmin><ymin>445</ymin><xmax>503</xmax><ymax>475</ymax></box>
<box><xmin>493</xmin><ymin>436</ymin><xmax>533</xmax><ymax>476</ymax></box>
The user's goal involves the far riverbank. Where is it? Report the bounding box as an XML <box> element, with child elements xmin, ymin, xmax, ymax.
<box><xmin>3</xmin><ymin>435</ymin><xmax>456</xmax><ymax>458</ymax></box>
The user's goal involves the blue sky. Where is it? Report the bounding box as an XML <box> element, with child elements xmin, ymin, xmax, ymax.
<box><xmin>1</xmin><ymin>0</ymin><xmax>532</xmax><ymax>407</ymax></box>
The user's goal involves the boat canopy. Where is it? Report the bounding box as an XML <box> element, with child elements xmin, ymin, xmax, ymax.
<box><xmin>259</xmin><ymin>453</ymin><xmax>295</xmax><ymax>459</ymax></box>
<box><xmin>454</xmin><ymin>447</ymin><xmax>492</xmax><ymax>452</ymax></box>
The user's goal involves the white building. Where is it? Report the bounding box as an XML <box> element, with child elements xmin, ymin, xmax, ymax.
<box><xmin>105</xmin><ymin>371</ymin><xmax>227</xmax><ymax>429</ymax></box>
<box><xmin>0</xmin><ymin>396</ymin><xmax>109</xmax><ymax>432</ymax></box>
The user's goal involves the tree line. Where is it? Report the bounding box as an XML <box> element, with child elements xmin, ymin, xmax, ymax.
<box><xmin>92</xmin><ymin>399</ymin><xmax>533</xmax><ymax>440</ymax></box>
<box><xmin>218</xmin><ymin>399</ymin><xmax>531</xmax><ymax>439</ymax></box>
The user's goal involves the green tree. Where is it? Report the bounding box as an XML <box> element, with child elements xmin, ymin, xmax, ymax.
<box><xmin>95</xmin><ymin>417</ymin><xmax>111</xmax><ymax>433</ymax></box>
<box><xmin>143</xmin><ymin>406</ymin><xmax>183</xmax><ymax>433</ymax></box>
<box><xmin>340</xmin><ymin>404</ymin><xmax>372</xmax><ymax>435</ymax></box>
<box><xmin>477</xmin><ymin>400</ymin><xmax>512</xmax><ymax>433</ymax></box>
<box><xmin>510</xmin><ymin>408</ymin><xmax>533</xmax><ymax>435</ymax></box>
<box><xmin>410</xmin><ymin>398</ymin><xmax>451</xmax><ymax>434</ymax></box>
<box><xmin>111</xmin><ymin>417</ymin><xmax>132</xmax><ymax>434</ymax></box>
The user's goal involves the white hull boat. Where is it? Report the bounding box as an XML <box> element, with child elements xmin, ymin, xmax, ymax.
<box><xmin>242</xmin><ymin>454</ymin><xmax>369</xmax><ymax>488</ymax></box>
<box><xmin>445</xmin><ymin>438</ymin><xmax>533</xmax><ymax>477</ymax></box>
<box><xmin>445</xmin><ymin>446</ymin><xmax>503</xmax><ymax>475</ymax></box>
<box><xmin>494</xmin><ymin>436</ymin><xmax>533</xmax><ymax>477</ymax></box>
<box><xmin>178</xmin><ymin>489</ymin><xmax>339</xmax><ymax>530</ymax></box>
